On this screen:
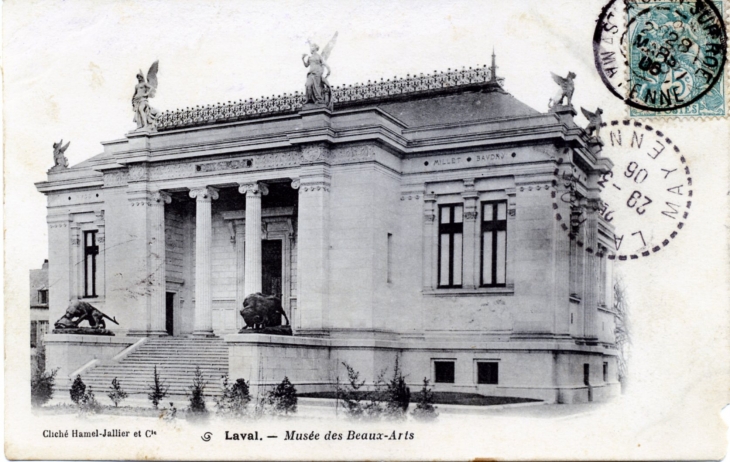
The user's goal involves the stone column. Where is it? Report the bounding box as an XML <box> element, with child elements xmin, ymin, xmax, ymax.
<box><xmin>189</xmin><ymin>186</ymin><xmax>219</xmax><ymax>336</ymax></box>
<box><xmin>238</xmin><ymin>182</ymin><xmax>269</xmax><ymax>296</ymax></box>
<box><xmin>461</xmin><ymin>179</ymin><xmax>478</xmax><ymax>289</ymax></box>
<box><xmin>149</xmin><ymin>191</ymin><xmax>171</xmax><ymax>336</ymax></box>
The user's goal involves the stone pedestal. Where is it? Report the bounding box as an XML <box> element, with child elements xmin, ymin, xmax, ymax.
<box><xmin>190</xmin><ymin>186</ymin><xmax>219</xmax><ymax>336</ymax></box>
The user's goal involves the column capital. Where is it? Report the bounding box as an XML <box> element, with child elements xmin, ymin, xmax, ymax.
<box><xmin>189</xmin><ymin>186</ymin><xmax>219</xmax><ymax>201</ymax></box>
<box><xmin>153</xmin><ymin>190</ymin><xmax>172</xmax><ymax>204</ymax></box>
<box><xmin>291</xmin><ymin>178</ymin><xmax>301</xmax><ymax>190</ymax></box>
<box><xmin>238</xmin><ymin>182</ymin><xmax>269</xmax><ymax>196</ymax></box>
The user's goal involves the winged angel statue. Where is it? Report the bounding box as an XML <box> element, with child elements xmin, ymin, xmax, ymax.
<box><xmin>51</xmin><ymin>139</ymin><xmax>70</xmax><ymax>170</ymax></box>
<box><xmin>548</xmin><ymin>71</ymin><xmax>576</xmax><ymax>108</ymax></box>
<box><xmin>132</xmin><ymin>61</ymin><xmax>159</xmax><ymax>132</ymax></box>
<box><xmin>581</xmin><ymin>107</ymin><xmax>604</xmax><ymax>141</ymax></box>
<box><xmin>302</xmin><ymin>32</ymin><xmax>338</xmax><ymax>107</ymax></box>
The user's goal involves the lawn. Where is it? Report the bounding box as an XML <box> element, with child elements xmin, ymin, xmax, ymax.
<box><xmin>299</xmin><ymin>391</ymin><xmax>541</xmax><ymax>406</ymax></box>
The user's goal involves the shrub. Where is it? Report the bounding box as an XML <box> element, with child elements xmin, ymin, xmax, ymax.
<box><xmin>384</xmin><ymin>357</ymin><xmax>410</xmax><ymax>419</ymax></box>
<box><xmin>337</xmin><ymin>362</ymin><xmax>386</xmax><ymax>420</ymax></box>
<box><xmin>267</xmin><ymin>376</ymin><xmax>297</xmax><ymax>416</ymax></box>
<box><xmin>411</xmin><ymin>378</ymin><xmax>438</xmax><ymax>421</ymax></box>
<box><xmin>78</xmin><ymin>389</ymin><xmax>102</xmax><ymax>415</ymax></box>
<box><xmin>31</xmin><ymin>353</ymin><xmax>57</xmax><ymax>407</ymax></box>
<box><xmin>107</xmin><ymin>377</ymin><xmax>128</xmax><ymax>408</ymax></box>
<box><xmin>215</xmin><ymin>375</ymin><xmax>251</xmax><ymax>418</ymax></box>
<box><xmin>187</xmin><ymin>367</ymin><xmax>208</xmax><ymax>421</ymax></box>
<box><xmin>147</xmin><ymin>365</ymin><xmax>169</xmax><ymax>409</ymax></box>
<box><xmin>70</xmin><ymin>375</ymin><xmax>86</xmax><ymax>405</ymax></box>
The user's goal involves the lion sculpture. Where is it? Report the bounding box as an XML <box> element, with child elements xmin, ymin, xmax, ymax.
<box><xmin>54</xmin><ymin>300</ymin><xmax>119</xmax><ymax>330</ymax></box>
<box><xmin>240</xmin><ymin>293</ymin><xmax>290</xmax><ymax>330</ymax></box>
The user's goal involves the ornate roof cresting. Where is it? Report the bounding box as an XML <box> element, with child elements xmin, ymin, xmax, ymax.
<box><xmin>156</xmin><ymin>62</ymin><xmax>504</xmax><ymax>131</ymax></box>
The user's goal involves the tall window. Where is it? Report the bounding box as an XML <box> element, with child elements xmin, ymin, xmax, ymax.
<box><xmin>83</xmin><ymin>231</ymin><xmax>99</xmax><ymax>298</ymax></box>
<box><xmin>438</xmin><ymin>205</ymin><xmax>463</xmax><ymax>288</ymax></box>
<box><xmin>481</xmin><ymin>201</ymin><xmax>507</xmax><ymax>286</ymax></box>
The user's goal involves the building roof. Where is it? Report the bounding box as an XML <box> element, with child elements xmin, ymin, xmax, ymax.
<box><xmin>377</xmin><ymin>89</ymin><xmax>540</xmax><ymax>128</ymax></box>
<box><xmin>155</xmin><ymin>60</ymin><xmax>539</xmax><ymax>132</ymax></box>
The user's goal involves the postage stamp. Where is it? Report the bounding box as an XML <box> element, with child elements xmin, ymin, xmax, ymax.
<box><xmin>594</xmin><ymin>0</ymin><xmax>728</xmax><ymax>117</ymax></box>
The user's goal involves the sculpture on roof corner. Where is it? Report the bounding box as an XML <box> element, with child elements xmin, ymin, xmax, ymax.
<box><xmin>51</xmin><ymin>139</ymin><xmax>70</xmax><ymax>171</ymax></box>
<box><xmin>302</xmin><ymin>32</ymin><xmax>338</xmax><ymax>109</ymax></box>
<box><xmin>548</xmin><ymin>71</ymin><xmax>576</xmax><ymax>108</ymax></box>
<box><xmin>581</xmin><ymin>107</ymin><xmax>604</xmax><ymax>142</ymax></box>
<box><xmin>131</xmin><ymin>61</ymin><xmax>159</xmax><ymax>132</ymax></box>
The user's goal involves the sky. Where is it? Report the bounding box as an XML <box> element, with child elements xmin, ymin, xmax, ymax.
<box><xmin>4</xmin><ymin>0</ymin><xmax>618</xmax><ymax>281</ymax></box>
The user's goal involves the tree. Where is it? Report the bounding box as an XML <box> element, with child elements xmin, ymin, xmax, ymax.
<box><xmin>31</xmin><ymin>345</ymin><xmax>57</xmax><ymax>407</ymax></box>
<box><xmin>78</xmin><ymin>389</ymin><xmax>101</xmax><ymax>415</ymax></box>
<box><xmin>337</xmin><ymin>362</ymin><xmax>368</xmax><ymax>419</ymax></box>
<box><xmin>187</xmin><ymin>366</ymin><xmax>208</xmax><ymax>420</ymax></box>
<box><xmin>411</xmin><ymin>378</ymin><xmax>438</xmax><ymax>421</ymax></box>
<box><xmin>215</xmin><ymin>374</ymin><xmax>251</xmax><ymax>418</ymax></box>
<box><xmin>70</xmin><ymin>375</ymin><xmax>86</xmax><ymax>405</ymax></box>
<box><xmin>268</xmin><ymin>376</ymin><xmax>297</xmax><ymax>416</ymax></box>
<box><xmin>384</xmin><ymin>357</ymin><xmax>410</xmax><ymax>419</ymax></box>
<box><xmin>147</xmin><ymin>365</ymin><xmax>169</xmax><ymax>409</ymax></box>
<box><xmin>107</xmin><ymin>377</ymin><xmax>128</xmax><ymax>408</ymax></box>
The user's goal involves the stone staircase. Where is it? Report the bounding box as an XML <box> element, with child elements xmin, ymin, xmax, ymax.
<box><xmin>80</xmin><ymin>337</ymin><xmax>229</xmax><ymax>397</ymax></box>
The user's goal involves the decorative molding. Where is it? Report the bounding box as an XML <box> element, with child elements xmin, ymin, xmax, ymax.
<box><xmin>424</xmin><ymin>214</ymin><xmax>436</xmax><ymax>223</ymax></box>
<box><xmin>127</xmin><ymin>164</ymin><xmax>148</xmax><ymax>182</ymax></box>
<box><xmin>189</xmin><ymin>186</ymin><xmax>219</xmax><ymax>201</ymax></box>
<box><xmin>331</xmin><ymin>145</ymin><xmax>377</xmax><ymax>164</ymax></box>
<box><xmin>301</xmin><ymin>144</ymin><xmax>330</xmax><ymax>163</ymax></box>
<box><xmin>103</xmin><ymin>171</ymin><xmax>129</xmax><ymax>188</ymax></box>
<box><xmin>237</xmin><ymin>182</ymin><xmax>269</xmax><ymax>196</ymax></box>
<box><xmin>299</xmin><ymin>184</ymin><xmax>330</xmax><ymax>193</ymax></box>
<box><xmin>291</xmin><ymin>178</ymin><xmax>301</xmax><ymax>190</ymax></box>
<box><xmin>464</xmin><ymin>211</ymin><xmax>478</xmax><ymax>221</ymax></box>
<box><xmin>156</xmin><ymin>64</ymin><xmax>503</xmax><ymax>131</ymax></box>
<box><xmin>400</xmin><ymin>194</ymin><xmax>421</xmax><ymax>201</ymax></box>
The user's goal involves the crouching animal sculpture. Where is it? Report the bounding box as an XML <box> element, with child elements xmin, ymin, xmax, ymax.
<box><xmin>240</xmin><ymin>293</ymin><xmax>290</xmax><ymax>331</ymax></box>
<box><xmin>54</xmin><ymin>300</ymin><xmax>119</xmax><ymax>330</ymax></box>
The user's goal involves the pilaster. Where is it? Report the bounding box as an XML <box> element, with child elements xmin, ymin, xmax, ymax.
<box><xmin>461</xmin><ymin>179</ymin><xmax>479</xmax><ymax>289</ymax></box>
<box><xmin>149</xmin><ymin>190</ymin><xmax>171</xmax><ymax>336</ymax></box>
<box><xmin>422</xmin><ymin>193</ymin><xmax>437</xmax><ymax>290</ymax></box>
<box><xmin>297</xmin><ymin>144</ymin><xmax>331</xmax><ymax>333</ymax></box>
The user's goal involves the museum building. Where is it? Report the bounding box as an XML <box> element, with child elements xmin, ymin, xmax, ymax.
<box><xmin>36</xmin><ymin>56</ymin><xmax>620</xmax><ymax>403</ymax></box>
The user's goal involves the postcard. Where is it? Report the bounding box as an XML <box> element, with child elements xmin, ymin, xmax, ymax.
<box><xmin>4</xmin><ymin>0</ymin><xmax>729</xmax><ymax>460</ymax></box>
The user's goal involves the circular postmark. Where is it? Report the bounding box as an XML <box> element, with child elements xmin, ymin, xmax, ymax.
<box><xmin>594</xmin><ymin>0</ymin><xmax>727</xmax><ymax>112</ymax></box>
<box><xmin>552</xmin><ymin>119</ymin><xmax>692</xmax><ymax>260</ymax></box>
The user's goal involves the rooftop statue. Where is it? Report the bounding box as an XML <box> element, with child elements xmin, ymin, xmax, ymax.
<box><xmin>581</xmin><ymin>107</ymin><xmax>604</xmax><ymax>142</ymax></box>
<box><xmin>132</xmin><ymin>61</ymin><xmax>159</xmax><ymax>132</ymax></box>
<box><xmin>51</xmin><ymin>139</ymin><xmax>70</xmax><ymax>171</ymax></box>
<box><xmin>548</xmin><ymin>71</ymin><xmax>576</xmax><ymax>108</ymax></box>
<box><xmin>302</xmin><ymin>32</ymin><xmax>338</xmax><ymax>107</ymax></box>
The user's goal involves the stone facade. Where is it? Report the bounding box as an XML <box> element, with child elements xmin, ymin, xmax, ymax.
<box><xmin>36</xmin><ymin>63</ymin><xmax>619</xmax><ymax>403</ymax></box>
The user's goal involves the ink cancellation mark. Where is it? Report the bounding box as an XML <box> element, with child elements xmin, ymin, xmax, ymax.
<box><xmin>553</xmin><ymin>120</ymin><xmax>692</xmax><ymax>260</ymax></box>
<box><xmin>594</xmin><ymin>0</ymin><xmax>727</xmax><ymax>115</ymax></box>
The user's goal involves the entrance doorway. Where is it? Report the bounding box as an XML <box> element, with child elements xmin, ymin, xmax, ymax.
<box><xmin>262</xmin><ymin>240</ymin><xmax>282</xmax><ymax>298</ymax></box>
<box><xmin>165</xmin><ymin>292</ymin><xmax>175</xmax><ymax>336</ymax></box>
